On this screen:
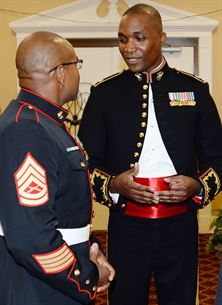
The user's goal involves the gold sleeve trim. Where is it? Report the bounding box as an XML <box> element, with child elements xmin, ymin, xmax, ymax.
<box><xmin>91</xmin><ymin>168</ymin><xmax>112</xmax><ymax>205</ymax></box>
<box><xmin>200</xmin><ymin>167</ymin><xmax>221</xmax><ymax>203</ymax></box>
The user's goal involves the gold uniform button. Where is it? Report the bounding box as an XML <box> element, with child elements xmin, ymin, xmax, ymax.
<box><xmin>137</xmin><ymin>142</ymin><xmax>142</xmax><ymax>148</ymax></box>
<box><xmin>142</xmin><ymin>112</ymin><xmax>147</xmax><ymax>118</ymax></box>
<box><xmin>139</xmin><ymin>132</ymin><xmax>145</xmax><ymax>138</ymax></box>
<box><xmin>74</xmin><ymin>269</ymin><xmax>80</xmax><ymax>276</ymax></box>
<box><xmin>108</xmin><ymin>203</ymin><xmax>112</xmax><ymax>207</ymax></box>
<box><xmin>85</xmin><ymin>279</ymin><xmax>90</xmax><ymax>285</ymax></box>
<box><xmin>142</xmin><ymin>103</ymin><xmax>148</xmax><ymax>109</ymax></box>
<box><xmin>142</xmin><ymin>94</ymin><xmax>147</xmax><ymax>99</ymax></box>
<box><xmin>143</xmin><ymin>84</ymin><xmax>149</xmax><ymax>90</ymax></box>
<box><xmin>141</xmin><ymin>122</ymin><xmax>147</xmax><ymax>128</ymax></box>
<box><xmin>134</xmin><ymin>152</ymin><xmax>139</xmax><ymax>157</ymax></box>
<box><xmin>121</xmin><ymin>204</ymin><xmax>126</xmax><ymax>208</ymax></box>
<box><xmin>92</xmin><ymin>286</ymin><xmax>97</xmax><ymax>291</ymax></box>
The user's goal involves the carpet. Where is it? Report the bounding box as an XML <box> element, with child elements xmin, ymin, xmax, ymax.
<box><xmin>93</xmin><ymin>232</ymin><xmax>220</xmax><ymax>305</ymax></box>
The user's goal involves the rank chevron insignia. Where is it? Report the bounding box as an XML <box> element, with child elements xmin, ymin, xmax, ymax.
<box><xmin>14</xmin><ymin>152</ymin><xmax>49</xmax><ymax>206</ymax></box>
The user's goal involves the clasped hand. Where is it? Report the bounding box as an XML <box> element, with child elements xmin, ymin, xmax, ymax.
<box><xmin>110</xmin><ymin>163</ymin><xmax>201</xmax><ymax>204</ymax></box>
<box><xmin>90</xmin><ymin>243</ymin><xmax>115</xmax><ymax>293</ymax></box>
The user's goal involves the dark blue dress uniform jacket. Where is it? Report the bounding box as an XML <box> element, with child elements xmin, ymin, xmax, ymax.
<box><xmin>78</xmin><ymin>62</ymin><xmax>222</xmax><ymax>209</ymax></box>
<box><xmin>0</xmin><ymin>89</ymin><xmax>98</xmax><ymax>305</ymax></box>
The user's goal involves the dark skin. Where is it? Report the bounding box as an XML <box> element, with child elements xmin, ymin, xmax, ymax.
<box><xmin>16</xmin><ymin>31</ymin><xmax>115</xmax><ymax>292</ymax></box>
<box><xmin>110</xmin><ymin>11</ymin><xmax>201</xmax><ymax>204</ymax></box>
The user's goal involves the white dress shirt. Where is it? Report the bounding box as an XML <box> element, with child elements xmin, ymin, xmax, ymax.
<box><xmin>138</xmin><ymin>85</ymin><xmax>177</xmax><ymax>178</ymax></box>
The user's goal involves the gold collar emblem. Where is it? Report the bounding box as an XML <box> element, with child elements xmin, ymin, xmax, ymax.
<box><xmin>57</xmin><ymin>111</ymin><xmax>64</xmax><ymax>120</ymax></box>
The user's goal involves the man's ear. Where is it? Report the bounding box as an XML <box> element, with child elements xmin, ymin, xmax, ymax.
<box><xmin>161</xmin><ymin>32</ymin><xmax>167</xmax><ymax>46</ymax></box>
<box><xmin>56</xmin><ymin>65</ymin><xmax>65</xmax><ymax>86</ymax></box>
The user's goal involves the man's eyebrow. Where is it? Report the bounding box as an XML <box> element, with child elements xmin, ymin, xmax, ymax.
<box><xmin>132</xmin><ymin>31</ymin><xmax>143</xmax><ymax>35</ymax></box>
<box><xmin>118</xmin><ymin>31</ymin><xmax>143</xmax><ymax>36</ymax></box>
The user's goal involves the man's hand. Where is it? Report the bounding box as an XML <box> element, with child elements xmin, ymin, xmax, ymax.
<box><xmin>155</xmin><ymin>175</ymin><xmax>201</xmax><ymax>203</ymax></box>
<box><xmin>90</xmin><ymin>243</ymin><xmax>115</xmax><ymax>293</ymax></box>
<box><xmin>109</xmin><ymin>163</ymin><xmax>159</xmax><ymax>204</ymax></box>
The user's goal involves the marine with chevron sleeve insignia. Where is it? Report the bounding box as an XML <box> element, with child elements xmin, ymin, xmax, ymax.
<box><xmin>0</xmin><ymin>31</ymin><xmax>114</xmax><ymax>305</ymax></box>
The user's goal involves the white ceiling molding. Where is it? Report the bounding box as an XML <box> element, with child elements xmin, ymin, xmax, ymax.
<box><xmin>9</xmin><ymin>0</ymin><xmax>218</xmax><ymax>38</ymax></box>
<box><xmin>9</xmin><ymin>0</ymin><xmax>218</xmax><ymax>84</ymax></box>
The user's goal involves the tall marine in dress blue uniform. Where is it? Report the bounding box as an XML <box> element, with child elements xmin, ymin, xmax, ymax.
<box><xmin>78</xmin><ymin>4</ymin><xmax>222</xmax><ymax>305</ymax></box>
<box><xmin>0</xmin><ymin>31</ymin><xmax>114</xmax><ymax>305</ymax></box>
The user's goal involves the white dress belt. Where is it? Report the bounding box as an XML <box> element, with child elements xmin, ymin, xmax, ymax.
<box><xmin>57</xmin><ymin>224</ymin><xmax>90</xmax><ymax>245</ymax></box>
<box><xmin>0</xmin><ymin>222</ymin><xmax>90</xmax><ymax>246</ymax></box>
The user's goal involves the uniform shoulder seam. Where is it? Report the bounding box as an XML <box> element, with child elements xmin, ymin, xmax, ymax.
<box><xmin>176</xmin><ymin>69</ymin><xmax>206</xmax><ymax>83</ymax></box>
<box><xmin>94</xmin><ymin>70</ymin><xmax>124</xmax><ymax>87</ymax></box>
<box><xmin>16</xmin><ymin>103</ymin><xmax>40</xmax><ymax>123</ymax></box>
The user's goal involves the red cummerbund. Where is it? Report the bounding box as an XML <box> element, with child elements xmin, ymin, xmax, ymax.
<box><xmin>124</xmin><ymin>177</ymin><xmax>189</xmax><ymax>219</ymax></box>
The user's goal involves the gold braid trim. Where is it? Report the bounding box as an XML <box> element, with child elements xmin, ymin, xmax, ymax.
<box><xmin>200</xmin><ymin>167</ymin><xmax>221</xmax><ymax>203</ymax></box>
<box><xmin>91</xmin><ymin>168</ymin><xmax>112</xmax><ymax>205</ymax></box>
<box><xmin>176</xmin><ymin>69</ymin><xmax>206</xmax><ymax>83</ymax></box>
<box><xmin>94</xmin><ymin>70</ymin><xmax>124</xmax><ymax>87</ymax></box>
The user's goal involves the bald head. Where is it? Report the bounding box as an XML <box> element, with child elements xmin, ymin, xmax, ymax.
<box><xmin>122</xmin><ymin>3</ymin><xmax>163</xmax><ymax>33</ymax></box>
<box><xmin>15</xmin><ymin>31</ymin><xmax>80</xmax><ymax>105</ymax></box>
<box><xmin>16</xmin><ymin>31</ymin><xmax>74</xmax><ymax>85</ymax></box>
